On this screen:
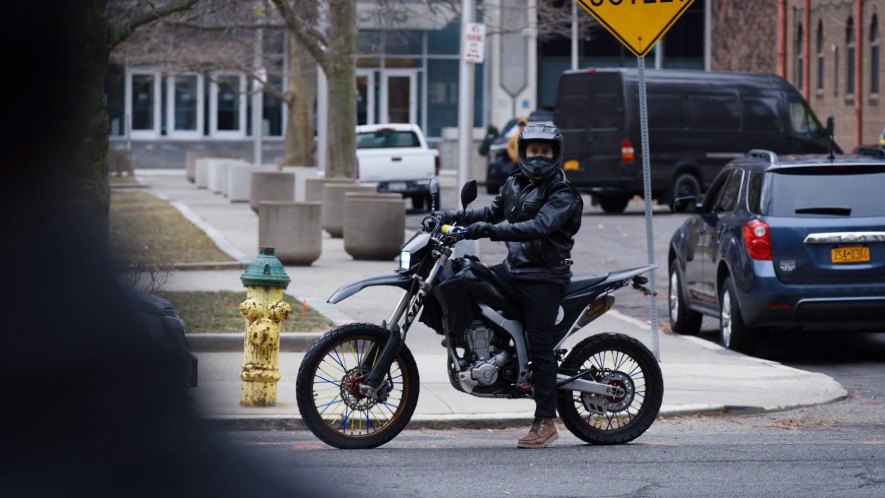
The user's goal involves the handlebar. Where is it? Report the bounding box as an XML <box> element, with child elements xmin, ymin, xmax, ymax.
<box><xmin>441</xmin><ymin>224</ymin><xmax>468</xmax><ymax>238</ymax></box>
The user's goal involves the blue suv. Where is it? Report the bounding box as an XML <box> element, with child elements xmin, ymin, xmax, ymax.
<box><xmin>668</xmin><ymin>149</ymin><xmax>885</xmax><ymax>352</ymax></box>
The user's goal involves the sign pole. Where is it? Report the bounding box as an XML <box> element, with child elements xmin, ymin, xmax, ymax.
<box><xmin>457</xmin><ymin>0</ymin><xmax>477</xmax><ymax>191</ymax></box>
<box><xmin>637</xmin><ymin>55</ymin><xmax>660</xmax><ymax>361</ymax></box>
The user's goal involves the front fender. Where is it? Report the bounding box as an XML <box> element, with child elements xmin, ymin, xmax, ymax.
<box><xmin>327</xmin><ymin>273</ymin><xmax>413</xmax><ymax>304</ymax></box>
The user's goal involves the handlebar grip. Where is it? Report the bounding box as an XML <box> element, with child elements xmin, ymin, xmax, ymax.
<box><xmin>441</xmin><ymin>225</ymin><xmax>467</xmax><ymax>236</ymax></box>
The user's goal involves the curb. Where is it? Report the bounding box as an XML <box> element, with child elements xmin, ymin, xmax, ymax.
<box><xmin>197</xmin><ymin>405</ymin><xmax>742</xmax><ymax>432</ymax></box>
<box><xmin>188</xmin><ymin>332</ymin><xmax>323</xmax><ymax>352</ymax></box>
<box><xmin>173</xmin><ymin>261</ymin><xmax>249</xmax><ymax>271</ymax></box>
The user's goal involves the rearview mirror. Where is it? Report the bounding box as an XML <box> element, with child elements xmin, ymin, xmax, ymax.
<box><xmin>460</xmin><ymin>180</ymin><xmax>477</xmax><ymax>210</ymax></box>
<box><xmin>673</xmin><ymin>196</ymin><xmax>698</xmax><ymax>213</ymax></box>
<box><xmin>429</xmin><ymin>178</ymin><xmax>441</xmax><ymax>211</ymax></box>
<box><xmin>824</xmin><ymin>116</ymin><xmax>835</xmax><ymax>137</ymax></box>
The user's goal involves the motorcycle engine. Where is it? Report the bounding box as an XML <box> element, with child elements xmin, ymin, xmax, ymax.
<box><xmin>460</xmin><ymin>321</ymin><xmax>509</xmax><ymax>388</ymax></box>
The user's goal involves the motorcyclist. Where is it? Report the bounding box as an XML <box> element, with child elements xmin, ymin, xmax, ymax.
<box><xmin>442</xmin><ymin>122</ymin><xmax>583</xmax><ymax>448</ymax></box>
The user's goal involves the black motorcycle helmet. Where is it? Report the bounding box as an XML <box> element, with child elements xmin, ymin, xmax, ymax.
<box><xmin>517</xmin><ymin>121</ymin><xmax>563</xmax><ymax>181</ymax></box>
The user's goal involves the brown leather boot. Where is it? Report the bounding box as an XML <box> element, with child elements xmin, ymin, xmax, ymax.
<box><xmin>517</xmin><ymin>417</ymin><xmax>559</xmax><ymax>449</ymax></box>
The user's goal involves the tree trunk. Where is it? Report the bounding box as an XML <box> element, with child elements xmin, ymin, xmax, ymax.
<box><xmin>71</xmin><ymin>1</ymin><xmax>112</xmax><ymax>222</ymax></box>
<box><xmin>281</xmin><ymin>34</ymin><xmax>316</xmax><ymax>167</ymax></box>
<box><xmin>324</xmin><ymin>0</ymin><xmax>358</xmax><ymax>179</ymax></box>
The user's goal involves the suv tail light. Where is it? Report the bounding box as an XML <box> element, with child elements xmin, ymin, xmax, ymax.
<box><xmin>435</xmin><ymin>155</ymin><xmax>440</xmax><ymax>176</ymax></box>
<box><xmin>743</xmin><ymin>219</ymin><xmax>772</xmax><ymax>260</ymax></box>
<box><xmin>621</xmin><ymin>139</ymin><xmax>635</xmax><ymax>164</ymax></box>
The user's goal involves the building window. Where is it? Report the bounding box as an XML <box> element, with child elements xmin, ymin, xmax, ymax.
<box><xmin>210</xmin><ymin>72</ymin><xmax>246</xmax><ymax>137</ymax></box>
<box><xmin>796</xmin><ymin>23</ymin><xmax>804</xmax><ymax>90</ymax></box>
<box><xmin>262</xmin><ymin>29</ymin><xmax>286</xmax><ymax>137</ymax></box>
<box><xmin>816</xmin><ymin>21</ymin><xmax>824</xmax><ymax>93</ymax></box>
<box><xmin>127</xmin><ymin>69</ymin><xmax>161</xmax><ymax>138</ymax></box>
<box><xmin>834</xmin><ymin>46</ymin><xmax>840</xmax><ymax>96</ymax></box>
<box><xmin>871</xmin><ymin>15</ymin><xmax>880</xmax><ymax>96</ymax></box>
<box><xmin>846</xmin><ymin>16</ymin><xmax>855</xmax><ymax>97</ymax></box>
<box><xmin>106</xmin><ymin>64</ymin><xmax>125</xmax><ymax>136</ymax></box>
<box><xmin>166</xmin><ymin>74</ymin><xmax>203</xmax><ymax>138</ymax></box>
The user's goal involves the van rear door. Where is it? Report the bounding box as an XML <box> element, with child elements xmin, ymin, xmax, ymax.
<box><xmin>555</xmin><ymin>71</ymin><xmax>627</xmax><ymax>192</ymax></box>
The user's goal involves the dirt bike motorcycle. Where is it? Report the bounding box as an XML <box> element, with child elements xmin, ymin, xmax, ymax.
<box><xmin>296</xmin><ymin>180</ymin><xmax>664</xmax><ymax>449</ymax></box>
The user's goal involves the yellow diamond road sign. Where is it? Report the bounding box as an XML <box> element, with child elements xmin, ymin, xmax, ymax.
<box><xmin>577</xmin><ymin>0</ymin><xmax>696</xmax><ymax>58</ymax></box>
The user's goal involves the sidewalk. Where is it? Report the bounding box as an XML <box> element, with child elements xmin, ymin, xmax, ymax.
<box><xmin>136</xmin><ymin>170</ymin><xmax>848</xmax><ymax>430</ymax></box>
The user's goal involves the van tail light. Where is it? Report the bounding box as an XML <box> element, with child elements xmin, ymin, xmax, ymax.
<box><xmin>435</xmin><ymin>154</ymin><xmax>440</xmax><ymax>176</ymax></box>
<box><xmin>621</xmin><ymin>139</ymin><xmax>635</xmax><ymax>164</ymax></box>
<box><xmin>743</xmin><ymin>219</ymin><xmax>773</xmax><ymax>261</ymax></box>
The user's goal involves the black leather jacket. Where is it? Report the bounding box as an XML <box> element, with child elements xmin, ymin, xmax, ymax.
<box><xmin>462</xmin><ymin>169</ymin><xmax>583</xmax><ymax>281</ymax></box>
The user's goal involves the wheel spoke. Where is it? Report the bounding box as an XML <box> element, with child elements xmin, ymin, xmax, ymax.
<box><xmin>305</xmin><ymin>334</ymin><xmax>412</xmax><ymax>439</ymax></box>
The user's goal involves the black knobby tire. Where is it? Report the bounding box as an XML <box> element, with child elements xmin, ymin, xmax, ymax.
<box><xmin>296</xmin><ymin>323</ymin><xmax>420</xmax><ymax>449</ymax></box>
<box><xmin>556</xmin><ymin>333</ymin><xmax>663</xmax><ymax>445</ymax></box>
<box><xmin>669</xmin><ymin>264</ymin><xmax>702</xmax><ymax>335</ymax></box>
<box><xmin>598</xmin><ymin>194</ymin><xmax>630</xmax><ymax>214</ymax></box>
<box><xmin>719</xmin><ymin>277</ymin><xmax>755</xmax><ymax>353</ymax></box>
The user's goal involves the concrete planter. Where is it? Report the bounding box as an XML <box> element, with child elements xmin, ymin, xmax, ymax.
<box><xmin>322</xmin><ymin>183</ymin><xmax>377</xmax><ymax>238</ymax></box>
<box><xmin>250</xmin><ymin>171</ymin><xmax>295</xmax><ymax>213</ymax></box>
<box><xmin>258</xmin><ymin>202</ymin><xmax>322</xmax><ymax>265</ymax></box>
<box><xmin>304</xmin><ymin>176</ymin><xmax>355</xmax><ymax>203</ymax></box>
<box><xmin>281</xmin><ymin>165</ymin><xmax>319</xmax><ymax>202</ymax></box>
<box><xmin>195</xmin><ymin>158</ymin><xmax>212</xmax><ymax>189</ymax></box>
<box><xmin>227</xmin><ymin>164</ymin><xmax>277</xmax><ymax>202</ymax></box>
<box><xmin>186</xmin><ymin>152</ymin><xmax>234</xmax><ymax>183</ymax></box>
<box><xmin>208</xmin><ymin>159</ymin><xmax>231</xmax><ymax>194</ymax></box>
<box><xmin>343</xmin><ymin>193</ymin><xmax>407</xmax><ymax>260</ymax></box>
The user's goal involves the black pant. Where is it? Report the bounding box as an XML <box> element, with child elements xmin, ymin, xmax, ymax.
<box><xmin>491</xmin><ymin>265</ymin><xmax>565</xmax><ymax>419</ymax></box>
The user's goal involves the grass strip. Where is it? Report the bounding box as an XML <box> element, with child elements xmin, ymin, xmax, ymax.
<box><xmin>110</xmin><ymin>190</ymin><xmax>232</xmax><ymax>265</ymax></box>
<box><xmin>155</xmin><ymin>290</ymin><xmax>335</xmax><ymax>333</ymax></box>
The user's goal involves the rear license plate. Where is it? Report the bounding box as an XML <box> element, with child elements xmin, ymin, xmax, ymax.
<box><xmin>831</xmin><ymin>245</ymin><xmax>870</xmax><ymax>263</ymax></box>
<box><xmin>387</xmin><ymin>182</ymin><xmax>407</xmax><ymax>192</ymax></box>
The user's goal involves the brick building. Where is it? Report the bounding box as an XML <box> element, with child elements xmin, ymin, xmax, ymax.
<box><xmin>710</xmin><ymin>0</ymin><xmax>884</xmax><ymax>149</ymax></box>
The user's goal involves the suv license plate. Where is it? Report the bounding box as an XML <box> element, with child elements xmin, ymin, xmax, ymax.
<box><xmin>832</xmin><ymin>245</ymin><xmax>870</xmax><ymax>263</ymax></box>
<box><xmin>387</xmin><ymin>182</ymin><xmax>407</xmax><ymax>192</ymax></box>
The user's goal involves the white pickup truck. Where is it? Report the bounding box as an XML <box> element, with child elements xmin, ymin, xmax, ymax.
<box><xmin>356</xmin><ymin>123</ymin><xmax>439</xmax><ymax>211</ymax></box>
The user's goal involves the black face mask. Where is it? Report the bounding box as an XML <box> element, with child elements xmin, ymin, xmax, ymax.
<box><xmin>521</xmin><ymin>156</ymin><xmax>558</xmax><ymax>180</ymax></box>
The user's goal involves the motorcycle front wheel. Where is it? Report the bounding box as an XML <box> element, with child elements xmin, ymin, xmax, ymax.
<box><xmin>556</xmin><ymin>332</ymin><xmax>663</xmax><ymax>445</ymax></box>
<box><xmin>296</xmin><ymin>323</ymin><xmax>420</xmax><ymax>449</ymax></box>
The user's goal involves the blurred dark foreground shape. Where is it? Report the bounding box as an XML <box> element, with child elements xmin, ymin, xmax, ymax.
<box><xmin>0</xmin><ymin>2</ymin><xmax>322</xmax><ymax>496</ymax></box>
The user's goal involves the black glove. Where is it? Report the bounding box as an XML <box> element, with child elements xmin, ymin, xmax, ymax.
<box><xmin>466</xmin><ymin>222</ymin><xmax>495</xmax><ymax>240</ymax></box>
<box><xmin>440</xmin><ymin>209</ymin><xmax>464</xmax><ymax>225</ymax></box>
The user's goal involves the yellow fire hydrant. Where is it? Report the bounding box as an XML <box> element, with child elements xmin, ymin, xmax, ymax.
<box><xmin>239</xmin><ymin>247</ymin><xmax>291</xmax><ymax>407</ymax></box>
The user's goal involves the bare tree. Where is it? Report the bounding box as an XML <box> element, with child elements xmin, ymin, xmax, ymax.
<box><xmin>68</xmin><ymin>0</ymin><xmax>202</xmax><ymax>223</ymax></box>
<box><xmin>266</xmin><ymin>0</ymin><xmax>357</xmax><ymax>178</ymax></box>
<box><xmin>114</xmin><ymin>0</ymin><xmax>322</xmax><ymax>169</ymax></box>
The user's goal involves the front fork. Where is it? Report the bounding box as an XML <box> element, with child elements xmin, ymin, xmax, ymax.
<box><xmin>359</xmin><ymin>247</ymin><xmax>452</xmax><ymax>399</ymax></box>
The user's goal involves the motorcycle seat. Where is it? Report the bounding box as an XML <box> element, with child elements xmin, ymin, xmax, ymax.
<box><xmin>565</xmin><ymin>274</ymin><xmax>608</xmax><ymax>295</ymax></box>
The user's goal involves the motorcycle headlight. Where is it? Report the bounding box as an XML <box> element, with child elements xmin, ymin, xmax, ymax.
<box><xmin>399</xmin><ymin>251</ymin><xmax>411</xmax><ymax>271</ymax></box>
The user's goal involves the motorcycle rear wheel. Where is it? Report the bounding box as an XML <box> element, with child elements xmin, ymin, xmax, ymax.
<box><xmin>296</xmin><ymin>323</ymin><xmax>420</xmax><ymax>449</ymax></box>
<box><xmin>556</xmin><ymin>333</ymin><xmax>663</xmax><ymax>445</ymax></box>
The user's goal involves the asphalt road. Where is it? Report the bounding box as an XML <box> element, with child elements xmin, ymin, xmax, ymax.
<box><xmin>222</xmin><ymin>417</ymin><xmax>885</xmax><ymax>497</ymax></box>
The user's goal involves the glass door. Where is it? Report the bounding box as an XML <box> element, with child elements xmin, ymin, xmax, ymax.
<box><xmin>382</xmin><ymin>70</ymin><xmax>417</xmax><ymax>124</ymax></box>
<box><xmin>356</xmin><ymin>70</ymin><xmax>375</xmax><ymax>125</ymax></box>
